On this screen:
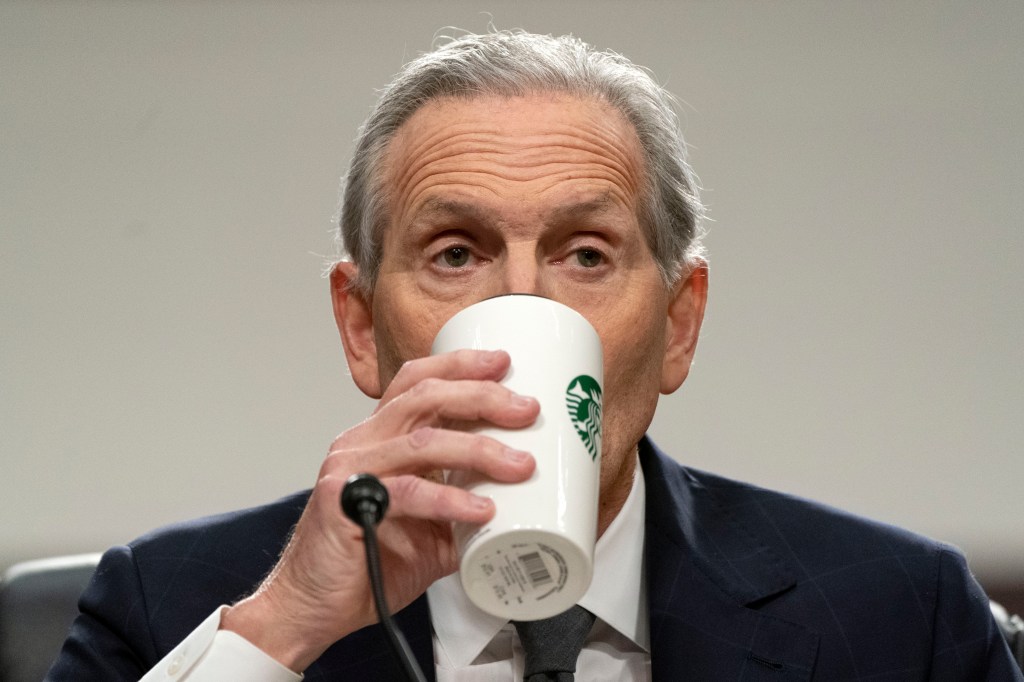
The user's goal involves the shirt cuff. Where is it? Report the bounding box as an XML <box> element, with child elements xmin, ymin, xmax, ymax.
<box><xmin>140</xmin><ymin>606</ymin><xmax>303</xmax><ymax>682</ymax></box>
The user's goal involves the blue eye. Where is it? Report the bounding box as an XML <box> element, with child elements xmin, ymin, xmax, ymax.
<box><xmin>576</xmin><ymin>249</ymin><xmax>603</xmax><ymax>268</ymax></box>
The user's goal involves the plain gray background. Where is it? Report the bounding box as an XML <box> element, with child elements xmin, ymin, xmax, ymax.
<box><xmin>2</xmin><ymin>1</ymin><xmax>1021</xmax><ymax>585</ymax></box>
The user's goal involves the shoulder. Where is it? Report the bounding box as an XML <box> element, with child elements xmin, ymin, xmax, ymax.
<box><xmin>51</xmin><ymin>491</ymin><xmax>314</xmax><ymax>675</ymax></box>
<box><xmin>687</xmin><ymin>464</ymin><xmax>949</xmax><ymax>563</ymax></box>
<box><xmin>115</xmin><ymin>491</ymin><xmax>310</xmax><ymax>652</ymax></box>
<box><xmin>692</xmin><ymin>469</ymin><xmax>1017</xmax><ymax>676</ymax></box>
<box><xmin>643</xmin><ymin>438</ymin><xmax>952</xmax><ymax>573</ymax></box>
<box><xmin>124</xmin><ymin>490</ymin><xmax>312</xmax><ymax>605</ymax></box>
<box><xmin>642</xmin><ymin>441</ymin><xmax>1021</xmax><ymax>676</ymax></box>
<box><xmin>128</xmin><ymin>489</ymin><xmax>311</xmax><ymax>561</ymax></box>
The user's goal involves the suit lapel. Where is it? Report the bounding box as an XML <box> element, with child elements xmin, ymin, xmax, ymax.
<box><xmin>640</xmin><ymin>438</ymin><xmax>819</xmax><ymax>680</ymax></box>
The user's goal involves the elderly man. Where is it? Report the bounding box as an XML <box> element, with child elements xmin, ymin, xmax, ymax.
<box><xmin>48</xmin><ymin>31</ymin><xmax>1020</xmax><ymax>681</ymax></box>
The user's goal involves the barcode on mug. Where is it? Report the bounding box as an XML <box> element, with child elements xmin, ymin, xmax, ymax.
<box><xmin>518</xmin><ymin>551</ymin><xmax>553</xmax><ymax>588</ymax></box>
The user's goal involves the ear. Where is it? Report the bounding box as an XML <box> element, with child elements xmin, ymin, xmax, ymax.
<box><xmin>330</xmin><ymin>262</ymin><xmax>383</xmax><ymax>398</ymax></box>
<box><xmin>661</xmin><ymin>261</ymin><xmax>709</xmax><ymax>394</ymax></box>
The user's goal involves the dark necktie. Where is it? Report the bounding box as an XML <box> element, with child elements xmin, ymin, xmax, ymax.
<box><xmin>512</xmin><ymin>605</ymin><xmax>596</xmax><ymax>681</ymax></box>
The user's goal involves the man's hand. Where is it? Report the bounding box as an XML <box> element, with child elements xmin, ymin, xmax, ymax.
<box><xmin>221</xmin><ymin>349</ymin><xmax>537</xmax><ymax>671</ymax></box>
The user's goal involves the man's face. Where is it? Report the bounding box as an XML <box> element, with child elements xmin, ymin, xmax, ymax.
<box><xmin>344</xmin><ymin>93</ymin><xmax>705</xmax><ymax>511</ymax></box>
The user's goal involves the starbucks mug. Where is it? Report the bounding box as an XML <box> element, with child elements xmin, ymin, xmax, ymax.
<box><xmin>431</xmin><ymin>294</ymin><xmax>603</xmax><ymax>620</ymax></box>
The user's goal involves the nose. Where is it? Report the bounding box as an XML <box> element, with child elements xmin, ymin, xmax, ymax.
<box><xmin>499</xmin><ymin>243</ymin><xmax>546</xmax><ymax>297</ymax></box>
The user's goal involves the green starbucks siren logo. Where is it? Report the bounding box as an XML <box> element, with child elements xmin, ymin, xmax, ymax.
<box><xmin>565</xmin><ymin>375</ymin><xmax>602</xmax><ymax>461</ymax></box>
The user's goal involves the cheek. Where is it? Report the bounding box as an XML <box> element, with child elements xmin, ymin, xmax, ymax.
<box><xmin>595</xmin><ymin>301</ymin><xmax>667</xmax><ymax>411</ymax></box>
<box><xmin>596</xmin><ymin>287</ymin><xmax>666</xmax><ymax>359</ymax></box>
<box><xmin>372</xmin><ymin>293</ymin><xmax>452</xmax><ymax>384</ymax></box>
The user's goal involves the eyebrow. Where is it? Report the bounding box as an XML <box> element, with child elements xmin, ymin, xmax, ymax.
<box><xmin>411</xmin><ymin>198</ymin><xmax>493</xmax><ymax>227</ymax></box>
<box><xmin>546</xmin><ymin>193</ymin><xmax>619</xmax><ymax>225</ymax></box>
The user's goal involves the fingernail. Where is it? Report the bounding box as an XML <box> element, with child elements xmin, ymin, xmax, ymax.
<box><xmin>505</xmin><ymin>447</ymin><xmax>531</xmax><ymax>463</ymax></box>
<box><xmin>471</xmin><ymin>496</ymin><xmax>494</xmax><ymax>512</ymax></box>
<box><xmin>481</xmin><ymin>350</ymin><xmax>502</xmax><ymax>365</ymax></box>
<box><xmin>510</xmin><ymin>394</ymin><xmax>536</xmax><ymax>408</ymax></box>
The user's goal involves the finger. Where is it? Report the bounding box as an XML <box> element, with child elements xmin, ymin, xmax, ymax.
<box><xmin>383</xmin><ymin>474</ymin><xmax>497</xmax><ymax>525</ymax></box>
<box><xmin>337</xmin><ymin>377</ymin><xmax>539</xmax><ymax>449</ymax></box>
<box><xmin>376</xmin><ymin>377</ymin><xmax>539</xmax><ymax>436</ymax></box>
<box><xmin>327</xmin><ymin>426</ymin><xmax>535</xmax><ymax>482</ymax></box>
<box><xmin>379</xmin><ymin>349</ymin><xmax>510</xmax><ymax>406</ymax></box>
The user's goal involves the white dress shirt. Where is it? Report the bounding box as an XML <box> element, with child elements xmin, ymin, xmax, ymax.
<box><xmin>139</xmin><ymin>459</ymin><xmax>649</xmax><ymax>681</ymax></box>
<box><xmin>428</xmin><ymin>460</ymin><xmax>650</xmax><ymax>681</ymax></box>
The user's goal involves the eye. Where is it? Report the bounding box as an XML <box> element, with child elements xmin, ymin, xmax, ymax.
<box><xmin>575</xmin><ymin>248</ymin><xmax>603</xmax><ymax>268</ymax></box>
<box><xmin>441</xmin><ymin>246</ymin><xmax>471</xmax><ymax>268</ymax></box>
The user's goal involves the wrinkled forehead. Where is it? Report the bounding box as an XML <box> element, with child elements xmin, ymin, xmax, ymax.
<box><xmin>376</xmin><ymin>92</ymin><xmax>648</xmax><ymax>229</ymax></box>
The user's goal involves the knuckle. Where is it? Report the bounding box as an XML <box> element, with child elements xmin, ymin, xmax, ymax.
<box><xmin>470</xmin><ymin>435</ymin><xmax>493</xmax><ymax>460</ymax></box>
<box><xmin>327</xmin><ymin>431</ymin><xmax>348</xmax><ymax>453</ymax></box>
<box><xmin>322</xmin><ymin>450</ymin><xmax>346</xmax><ymax>476</ymax></box>
<box><xmin>386</xmin><ymin>474</ymin><xmax>420</xmax><ymax>501</ymax></box>
<box><xmin>327</xmin><ymin>425</ymin><xmax>365</xmax><ymax>458</ymax></box>
<box><xmin>418</xmin><ymin>479</ymin><xmax>451</xmax><ymax>515</ymax></box>
<box><xmin>454</xmin><ymin>348</ymin><xmax>479</xmax><ymax>364</ymax></box>
<box><xmin>313</xmin><ymin>471</ymin><xmax>345</xmax><ymax>499</ymax></box>
<box><xmin>395</xmin><ymin>358</ymin><xmax>418</xmax><ymax>379</ymax></box>
<box><xmin>408</xmin><ymin>426</ymin><xmax>435</xmax><ymax>448</ymax></box>
<box><xmin>413</xmin><ymin>376</ymin><xmax>444</xmax><ymax>397</ymax></box>
<box><xmin>321</xmin><ymin>448</ymin><xmax>336</xmax><ymax>466</ymax></box>
<box><xmin>321</xmin><ymin>440</ymin><xmax>365</xmax><ymax>478</ymax></box>
<box><xmin>389</xmin><ymin>474</ymin><xmax>451</xmax><ymax>517</ymax></box>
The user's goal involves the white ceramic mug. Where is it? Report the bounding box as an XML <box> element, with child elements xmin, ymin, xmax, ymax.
<box><xmin>431</xmin><ymin>294</ymin><xmax>603</xmax><ymax>620</ymax></box>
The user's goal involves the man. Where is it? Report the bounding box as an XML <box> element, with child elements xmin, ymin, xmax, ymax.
<box><xmin>48</xmin><ymin>30</ymin><xmax>1020</xmax><ymax>681</ymax></box>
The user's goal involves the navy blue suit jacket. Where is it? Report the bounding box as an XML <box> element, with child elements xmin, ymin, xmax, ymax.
<box><xmin>49</xmin><ymin>438</ymin><xmax>1021</xmax><ymax>680</ymax></box>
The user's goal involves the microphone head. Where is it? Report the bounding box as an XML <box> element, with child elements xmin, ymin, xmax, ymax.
<box><xmin>341</xmin><ymin>473</ymin><xmax>390</xmax><ymax>526</ymax></box>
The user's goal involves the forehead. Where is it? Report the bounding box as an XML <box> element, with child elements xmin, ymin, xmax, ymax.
<box><xmin>379</xmin><ymin>93</ymin><xmax>646</xmax><ymax>231</ymax></box>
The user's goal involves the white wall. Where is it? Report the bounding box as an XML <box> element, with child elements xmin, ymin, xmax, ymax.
<box><xmin>2</xmin><ymin>1</ymin><xmax>1021</xmax><ymax>581</ymax></box>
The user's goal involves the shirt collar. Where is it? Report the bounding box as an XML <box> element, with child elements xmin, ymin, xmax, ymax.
<box><xmin>580</xmin><ymin>456</ymin><xmax>649</xmax><ymax>650</ymax></box>
<box><xmin>427</xmin><ymin>456</ymin><xmax>648</xmax><ymax>667</ymax></box>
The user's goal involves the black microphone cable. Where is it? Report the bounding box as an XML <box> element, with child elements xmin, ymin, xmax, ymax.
<box><xmin>341</xmin><ymin>473</ymin><xmax>428</xmax><ymax>682</ymax></box>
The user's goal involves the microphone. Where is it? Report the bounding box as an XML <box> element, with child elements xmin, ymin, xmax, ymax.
<box><xmin>341</xmin><ymin>472</ymin><xmax>389</xmax><ymax>526</ymax></box>
<box><xmin>341</xmin><ymin>473</ymin><xmax>427</xmax><ymax>682</ymax></box>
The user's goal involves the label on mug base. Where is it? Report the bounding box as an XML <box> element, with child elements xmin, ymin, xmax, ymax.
<box><xmin>460</xmin><ymin>529</ymin><xmax>591</xmax><ymax>621</ymax></box>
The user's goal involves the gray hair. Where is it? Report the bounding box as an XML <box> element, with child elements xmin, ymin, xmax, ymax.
<box><xmin>338</xmin><ymin>29</ymin><xmax>705</xmax><ymax>292</ymax></box>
